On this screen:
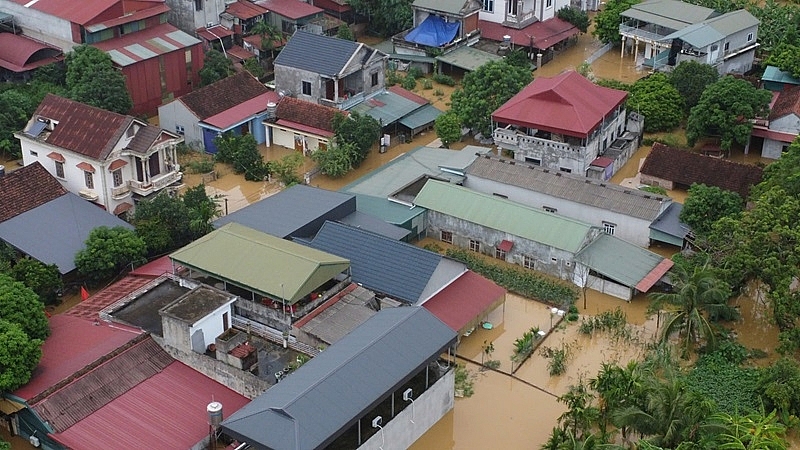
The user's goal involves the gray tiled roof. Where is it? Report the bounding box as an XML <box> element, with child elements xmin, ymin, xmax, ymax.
<box><xmin>306</xmin><ymin>221</ymin><xmax>442</xmax><ymax>304</ymax></box>
<box><xmin>466</xmin><ymin>155</ymin><xmax>669</xmax><ymax>221</ymax></box>
<box><xmin>221</xmin><ymin>306</ymin><xmax>457</xmax><ymax>450</ymax></box>
<box><xmin>649</xmin><ymin>202</ymin><xmax>690</xmax><ymax>240</ymax></box>
<box><xmin>274</xmin><ymin>30</ymin><xmax>362</xmax><ymax>77</ymax></box>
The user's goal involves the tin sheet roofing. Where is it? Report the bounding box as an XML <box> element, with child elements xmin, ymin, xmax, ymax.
<box><xmin>84</xmin><ymin>4</ymin><xmax>170</xmax><ymax>31</ymax></box>
<box><xmin>649</xmin><ymin>202</ymin><xmax>690</xmax><ymax>242</ymax></box>
<box><xmin>399</xmin><ymin>103</ymin><xmax>443</xmax><ymax>130</ymax></box>
<box><xmin>413</xmin><ymin>0</ymin><xmax>474</xmax><ymax>15</ymax></box>
<box><xmin>436</xmin><ymin>44</ymin><xmax>503</xmax><ymax>71</ymax></box>
<box><xmin>351</xmin><ymin>89</ymin><xmax>425</xmax><ymax>126</ymax></box>
<box><xmin>621</xmin><ymin>0</ymin><xmax>717</xmax><ymax>31</ymax></box>
<box><xmin>0</xmin><ymin>33</ymin><xmax>62</xmax><ymax>72</ymax></box>
<box><xmin>415</xmin><ymin>180</ymin><xmax>593</xmax><ymax>253</ymax></box>
<box><xmin>221</xmin><ymin>307</ymin><xmax>456</xmax><ymax>450</ymax></box>
<box><xmin>478</xmin><ymin>17</ymin><xmax>578</xmax><ymax>49</ymax></box>
<box><xmin>256</xmin><ymin>0</ymin><xmax>322</xmax><ymax>19</ymax></box>
<box><xmin>201</xmin><ymin>92</ymin><xmax>279</xmax><ymax>129</ymax></box>
<box><xmin>762</xmin><ymin>65</ymin><xmax>800</xmax><ymax>86</ymax></box>
<box><xmin>225</xmin><ymin>0</ymin><xmax>269</xmax><ymax>19</ymax></box>
<box><xmin>10</xmin><ymin>0</ymin><xmax>119</xmax><ymax>25</ymax></box>
<box><xmin>92</xmin><ymin>24</ymin><xmax>200</xmax><ymax>66</ymax></box>
<box><xmin>575</xmin><ymin>234</ymin><xmax>670</xmax><ymax>289</ymax></box>
<box><xmin>423</xmin><ymin>270</ymin><xmax>505</xmax><ymax>334</ymax></box>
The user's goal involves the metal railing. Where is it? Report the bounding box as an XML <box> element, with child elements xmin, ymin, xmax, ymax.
<box><xmin>619</xmin><ymin>23</ymin><xmax>668</xmax><ymax>43</ymax></box>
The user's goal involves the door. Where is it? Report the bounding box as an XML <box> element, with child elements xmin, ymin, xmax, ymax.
<box><xmin>148</xmin><ymin>153</ymin><xmax>161</xmax><ymax>177</ymax></box>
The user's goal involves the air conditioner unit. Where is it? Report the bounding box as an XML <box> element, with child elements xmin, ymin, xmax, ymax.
<box><xmin>79</xmin><ymin>189</ymin><xmax>99</xmax><ymax>201</ymax></box>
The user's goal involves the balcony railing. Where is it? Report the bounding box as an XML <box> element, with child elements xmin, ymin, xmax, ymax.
<box><xmin>493</xmin><ymin>128</ymin><xmax>585</xmax><ymax>153</ymax></box>
<box><xmin>320</xmin><ymin>91</ymin><xmax>365</xmax><ymax>110</ymax></box>
<box><xmin>504</xmin><ymin>10</ymin><xmax>536</xmax><ymax>27</ymax></box>
<box><xmin>619</xmin><ymin>23</ymin><xmax>669</xmax><ymax>44</ymax></box>
<box><xmin>128</xmin><ymin>170</ymin><xmax>182</xmax><ymax>196</ymax></box>
<box><xmin>111</xmin><ymin>184</ymin><xmax>131</xmax><ymax>199</ymax></box>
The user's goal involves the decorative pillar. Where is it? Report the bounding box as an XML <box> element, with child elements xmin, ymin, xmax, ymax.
<box><xmin>620</xmin><ymin>36</ymin><xmax>625</xmax><ymax>58</ymax></box>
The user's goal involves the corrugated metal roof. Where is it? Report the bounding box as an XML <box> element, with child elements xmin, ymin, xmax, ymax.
<box><xmin>306</xmin><ymin>221</ymin><xmax>445</xmax><ymax>304</ymax></box>
<box><xmin>337</xmin><ymin>210</ymin><xmax>411</xmax><ymax>240</ymax></box>
<box><xmin>214</xmin><ymin>184</ymin><xmax>356</xmax><ymax>238</ymax></box>
<box><xmin>221</xmin><ymin>307</ymin><xmax>456</xmax><ymax>450</ymax></box>
<box><xmin>170</xmin><ymin>223</ymin><xmax>350</xmax><ymax>303</ymax></box>
<box><xmin>275</xmin><ymin>30</ymin><xmax>362</xmax><ymax>77</ymax></box>
<box><xmin>351</xmin><ymin>193</ymin><xmax>424</xmax><ymax>227</ymax></box>
<box><xmin>649</xmin><ymin>202</ymin><xmax>690</xmax><ymax>242</ymax></box>
<box><xmin>621</xmin><ymin>0</ymin><xmax>716</xmax><ymax>30</ymax></box>
<box><xmin>296</xmin><ymin>284</ymin><xmax>381</xmax><ymax>344</ymax></box>
<box><xmin>399</xmin><ymin>103</ymin><xmax>443</xmax><ymax>130</ymax></box>
<box><xmin>10</xmin><ymin>0</ymin><xmax>119</xmax><ymax>25</ymax></box>
<box><xmin>201</xmin><ymin>92</ymin><xmax>279</xmax><ymax>130</ymax></box>
<box><xmin>575</xmin><ymin>234</ymin><xmax>667</xmax><ymax>288</ymax></box>
<box><xmin>423</xmin><ymin>271</ymin><xmax>505</xmax><ymax>334</ymax></box>
<box><xmin>466</xmin><ymin>156</ymin><xmax>669</xmax><ymax>220</ymax></box>
<box><xmin>257</xmin><ymin>0</ymin><xmax>322</xmax><ymax>19</ymax></box>
<box><xmin>415</xmin><ymin>180</ymin><xmax>593</xmax><ymax>253</ymax></box>
<box><xmin>661</xmin><ymin>22</ymin><xmax>724</xmax><ymax>48</ymax></box>
<box><xmin>66</xmin><ymin>275</ymin><xmax>153</xmax><ymax>320</ymax></box>
<box><xmin>92</xmin><ymin>24</ymin><xmax>200</xmax><ymax>67</ymax></box>
<box><xmin>706</xmin><ymin>9</ymin><xmax>758</xmax><ymax>36</ymax></box>
<box><xmin>0</xmin><ymin>33</ymin><xmax>62</xmax><ymax>72</ymax></box>
<box><xmin>0</xmin><ymin>192</ymin><xmax>133</xmax><ymax>273</ymax></box>
<box><xmin>762</xmin><ymin>65</ymin><xmax>800</xmax><ymax>85</ymax></box>
<box><xmin>478</xmin><ymin>18</ymin><xmax>578</xmax><ymax>49</ymax></box>
<box><xmin>51</xmin><ymin>361</ymin><xmax>249</xmax><ymax>450</ymax></box>
<box><xmin>350</xmin><ymin>89</ymin><xmax>426</xmax><ymax>126</ymax></box>
<box><xmin>436</xmin><ymin>45</ymin><xmax>503</xmax><ymax>71</ymax></box>
<box><xmin>413</xmin><ymin>0</ymin><xmax>475</xmax><ymax>15</ymax></box>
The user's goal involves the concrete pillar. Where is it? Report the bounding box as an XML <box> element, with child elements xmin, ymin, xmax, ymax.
<box><xmin>634</xmin><ymin>39</ymin><xmax>639</xmax><ymax>59</ymax></box>
<box><xmin>620</xmin><ymin>36</ymin><xmax>625</xmax><ymax>57</ymax></box>
<box><xmin>536</xmin><ymin>53</ymin><xmax>543</xmax><ymax>69</ymax></box>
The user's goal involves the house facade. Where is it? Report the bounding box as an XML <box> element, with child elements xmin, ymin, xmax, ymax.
<box><xmin>619</xmin><ymin>0</ymin><xmax>759</xmax><ymax>74</ymax></box>
<box><xmin>492</xmin><ymin>70</ymin><xmax>636</xmax><ymax>177</ymax></box>
<box><xmin>164</xmin><ymin>0</ymin><xmax>229</xmax><ymax>34</ymax></box>
<box><xmin>264</xmin><ymin>96</ymin><xmax>342</xmax><ymax>155</ymax></box>
<box><xmin>274</xmin><ymin>30</ymin><xmax>387</xmax><ymax>110</ymax></box>
<box><xmin>16</xmin><ymin>95</ymin><xmax>183</xmax><ymax>216</ymax></box>
<box><xmin>751</xmin><ymin>86</ymin><xmax>800</xmax><ymax>159</ymax></box>
<box><xmin>256</xmin><ymin>0</ymin><xmax>325</xmax><ymax>35</ymax></box>
<box><xmin>393</xmin><ymin>0</ymin><xmax>482</xmax><ymax>57</ymax></box>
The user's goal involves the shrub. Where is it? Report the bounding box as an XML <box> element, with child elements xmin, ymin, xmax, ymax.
<box><xmin>434</xmin><ymin>89</ymin><xmax>444</xmax><ymax>97</ymax></box>
<box><xmin>407</xmin><ymin>66</ymin><xmax>424</xmax><ymax>79</ymax></box>
<box><xmin>454</xmin><ymin>364</ymin><xmax>474</xmax><ymax>397</ymax></box>
<box><xmin>433</xmin><ymin>73</ymin><xmax>456</xmax><ymax>86</ymax></box>
<box><xmin>185</xmin><ymin>158</ymin><xmax>215</xmax><ymax>174</ymax></box>
<box><xmin>401</xmin><ymin>74</ymin><xmax>417</xmax><ymax>90</ymax></box>
<box><xmin>386</xmin><ymin>70</ymin><xmax>402</xmax><ymax>86</ymax></box>
<box><xmin>421</xmin><ymin>78</ymin><xmax>433</xmax><ymax>90</ymax></box>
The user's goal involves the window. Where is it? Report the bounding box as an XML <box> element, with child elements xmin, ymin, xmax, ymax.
<box><xmin>112</xmin><ymin>169</ymin><xmax>123</xmax><ymax>187</ymax></box>
<box><xmin>440</xmin><ymin>230</ymin><xmax>453</xmax><ymax>244</ymax></box>
<box><xmin>559</xmin><ymin>167</ymin><xmax>572</xmax><ymax>173</ymax></box>
<box><xmin>85</xmin><ymin>171</ymin><xmax>94</xmax><ymax>189</ymax></box>
<box><xmin>724</xmin><ymin>42</ymin><xmax>730</xmax><ymax>52</ymax></box>
<box><xmin>524</xmin><ymin>157</ymin><xmax>541</xmax><ymax>166</ymax></box>
<box><xmin>506</xmin><ymin>0</ymin><xmax>517</xmax><ymax>15</ymax></box>
<box><xmin>551</xmin><ymin>257</ymin><xmax>558</xmax><ymax>263</ymax></box>
<box><xmin>546</xmin><ymin>0</ymin><xmax>552</xmax><ymax>7</ymax></box>
<box><xmin>603</xmin><ymin>222</ymin><xmax>616</xmax><ymax>235</ymax></box>
<box><xmin>371</xmin><ymin>72</ymin><xmax>379</xmax><ymax>87</ymax></box>
<box><xmin>185</xmin><ymin>49</ymin><xmax>192</xmax><ymax>64</ymax></box>
<box><xmin>747</xmin><ymin>32</ymin><xmax>753</xmax><ymax>42</ymax></box>
<box><xmin>302</xmin><ymin>81</ymin><xmax>311</xmax><ymax>96</ymax></box>
<box><xmin>483</xmin><ymin>0</ymin><xmax>494</xmax><ymax>12</ymax></box>
<box><xmin>523</xmin><ymin>255</ymin><xmax>535</xmax><ymax>269</ymax></box>
<box><xmin>495</xmin><ymin>248</ymin><xmax>506</xmax><ymax>260</ymax></box>
<box><xmin>543</xmin><ymin>206</ymin><xmax>557</xmax><ymax>213</ymax></box>
<box><xmin>469</xmin><ymin>239</ymin><xmax>480</xmax><ymax>252</ymax></box>
<box><xmin>30</xmin><ymin>150</ymin><xmax>38</xmax><ymax>157</ymax></box>
<box><xmin>782</xmin><ymin>145</ymin><xmax>790</xmax><ymax>154</ymax></box>
<box><xmin>175</xmin><ymin>125</ymin><xmax>185</xmax><ymax>135</ymax></box>
<box><xmin>195</xmin><ymin>0</ymin><xmax>203</xmax><ymax>11</ymax></box>
<box><xmin>55</xmin><ymin>161</ymin><xmax>64</xmax><ymax>178</ymax></box>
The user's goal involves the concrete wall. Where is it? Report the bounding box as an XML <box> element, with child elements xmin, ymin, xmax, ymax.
<box><xmin>359</xmin><ymin>368</ymin><xmax>454</xmax><ymax>450</ymax></box>
<box><xmin>762</xmin><ymin>138</ymin><xmax>791</xmax><ymax>160</ymax></box>
<box><xmin>640</xmin><ymin>174</ymin><xmax>674</xmax><ymax>190</ymax></box>
<box><xmin>159</xmin><ymin>100</ymin><xmax>203</xmax><ymax>150</ymax></box>
<box><xmin>162</xmin><ymin>314</ymin><xmax>193</xmax><ymax>352</ymax></box>
<box><xmin>165</xmin><ymin>0</ymin><xmax>228</xmax><ymax>34</ymax></box>
<box><xmin>190</xmin><ymin>302</ymin><xmax>234</xmax><ymax>350</ymax></box>
<box><xmin>266</xmin><ymin>123</ymin><xmax>331</xmax><ymax>155</ymax></box>
<box><xmin>1</xmin><ymin>2</ymin><xmax>76</xmax><ymax>51</ymax></box>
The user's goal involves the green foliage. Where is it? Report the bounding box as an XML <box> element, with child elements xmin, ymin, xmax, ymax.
<box><xmin>628</xmin><ymin>73</ymin><xmax>684</xmax><ymax>132</ymax></box>
<box><xmin>65</xmin><ymin>45</ymin><xmax>132</xmax><ymax>114</ymax></box>
<box><xmin>270</xmin><ymin>152</ymin><xmax>304</xmax><ymax>186</ymax></box>
<box><xmin>33</xmin><ymin>62</ymin><xmax>66</xmax><ymax>86</ymax></box>
<box><xmin>0</xmin><ymin>439</ymin><xmax>9</xmax><ymax>450</ymax></box>
<box><xmin>11</xmin><ymin>258</ymin><xmax>62</xmax><ymax>306</ymax></box>
<box><xmin>333</xmin><ymin>111</ymin><xmax>381</xmax><ymax>167</ymax></box>
<box><xmin>336</xmin><ymin>24</ymin><xmax>355</xmax><ymax>41</ymax></box>
<box><xmin>0</xmin><ymin>81</ymin><xmax>64</xmax><ymax>159</ymax></box>
<box><xmin>755</xmin><ymin>139</ymin><xmax>800</xmax><ymax>197</ymax></box>
<box><xmin>765</xmin><ymin>42</ymin><xmax>800</xmax><ymax>79</ymax></box>
<box><xmin>686</xmin><ymin>76</ymin><xmax>772</xmax><ymax>150</ymax></box>
<box><xmin>669</xmin><ymin>61</ymin><xmax>718</xmax><ymax>113</ymax></box>
<box><xmin>705</xmin><ymin>410</ymin><xmax>789</xmax><ymax>450</ymax></box>
<box><xmin>512</xmin><ymin>326</ymin><xmax>541</xmax><ymax>363</ymax></box>
<box><xmin>242</xmin><ymin>58</ymin><xmax>265</xmax><ymax>80</ymax></box>
<box><xmin>401</xmin><ymin>74</ymin><xmax>416</xmax><ymax>90</ymax></box>
<box><xmin>683</xmin><ymin>352</ymin><xmax>760</xmax><ymax>415</ymax></box>
<box><xmin>445</xmin><ymin>247</ymin><xmax>578</xmax><ymax>306</ymax></box>
<box><xmin>199</xmin><ymin>49</ymin><xmax>235</xmax><ymax>86</ymax></box>
<box><xmin>312</xmin><ymin>142</ymin><xmax>356</xmax><ymax>178</ymax></box>
<box><xmin>185</xmin><ymin>157</ymin><xmax>215</xmax><ymax>174</ymax></box>
<box><xmin>450</xmin><ymin>60</ymin><xmax>532</xmax><ymax>137</ymax></box>
<box><xmin>421</xmin><ymin>78</ymin><xmax>433</xmax><ymax>90</ymax></box>
<box><xmin>249</xmin><ymin>22</ymin><xmax>283</xmax><ymax>58</ymax></box>
<box><xmin>504</xmin><ymin>48</ymin><xmax>531</xmax><ymax>68</ymax></box>
<box><xmin>578</xmin><ymin>308</ymin><xmax>631</xmax><ymax>341</ymax></box>
<box><xmin>133</xmin><ymin>192</ymin><xmax>193</xmax><ymax>255</ymax></box>
<box><xmin>454</xmin><ymin>363</ymin><xmax>475</xmax><ymax>397</ymax></box>
<box><xmin>0</xmin><ymin>274</ymin><xmax>50</xmax><ymax>340</ymax></box>
<box><xmin>214</xmin><ymin>133</ymin><xmax>269</xmax><ymax>181</ymax></box>
<box><xmin>432</xmin><ymin>73</ymin><xmax>456</xmax><ymax>86</ymax></box>
<box><xmin>0</xmin><ymin>319</ymin><xmax>43</xmax><ymax>392</ymax></box>
<box><xmin>749</xmin><ymin>0</ymin><xmax>800</xmax><ymax>55</ymax></box>
<box><xmin>757</xmin><ymin>357</ymin><xmax>800</xmax><ymax>420</ymax></box>
<box><xmin>182</xmin><ymin>184</ymin><xmax>220</xmax><ymax>238</ymax></box>
<box><xmin>557</xmin><ymin>6</ymin><xmax>590</xmax><ymax>33</ymax></box>
<box><xmin>541</xmin><ymin>344</ymin><xmax>570</xmax><ymax>376</ymax></box>
<box><xmin>639</xmin><ymin>185</ymin><xmax>668</xmax><ymax>195</ymax></box>
<box><xmin>557</xmin><ymin>380</ymin><xmax>600</xmax><ymax>440</ymax></box>
<box><xmin>347</xmin><ymin>0</ymin><xmax>413</xmax><ymax>36</ymax></box>
<box><xmin>75</xmin><ymin>226</ymin><xmax>146</xmax><ymax>284</ymax></box>
<box><xmin>595</xmin><ymin>78</ymin><xmax>631</xmax><ymax>91</ymax></box>
<box><xmin>593</xmin><ymin>0</ymin><xmax>640</xmax><ymax>44</ymax></box>
<box><xmin>434</xmin><ymin>111</ymin><xmax>462</xmax><ymax>148</ymax></box>
<box><xmin>680</xmin><ymin>183</ymin><xmax>744</xmax><ymax>236</ymax></box>
<box><xmin>407</xmin><ymin>66</ymin><xmax>424</xmax><ymax>79</ymax></box>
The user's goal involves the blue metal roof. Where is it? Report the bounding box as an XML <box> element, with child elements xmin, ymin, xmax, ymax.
<box><xmin>274</xmin><ymin>30</ymin><xmax>362</xmax><ymax>77</ymax></box>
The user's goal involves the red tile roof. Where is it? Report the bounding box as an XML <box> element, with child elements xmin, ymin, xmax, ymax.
<box><xmin>256</xmin><ymin>0</ymin><xmax>323</xmax><ymax>19</ymax></box>
<box><xmin>275</xmin><ymin>96</ymin><xmax>342</xmax><ymax>133</ymax></box>
<box><xmin>0</xmin><ymin>162</ymin><xmax>67</xmax><ymax>223</ymax></box>
<box><xmin>130</xmin><ymin>255</ymin><xmax>182</xmax><ymax>278</ymax></box>
<box><xmin>388</xmin><ymin>85</ymin><xmax>428</xmax><ymax>105</ymax></box>
<box><xmin>227</xmin><ymin>44</ymin><xmax>256</xmax><ymax>62</ymax></box>
<box><xmin>179</xmin><ymin>71</ymin><xmax>270</xmax><ymax>120</ymax></box>
<box><xmin>32</xmin><ymin>94</ymin><xmax>130</xmax><ymax>160</ymax></box>
<box><xmin>274</xmin><ymin>119</ymin><xmax>335</xmax><ymax>137</ymax></box>
<box><xmin>225</xmin><ymin>0</ymin><xmax>269</xmax><ymax>19</ymax></box>
<box><xmin>0</xmin><ymin>33</ymin><xmax>63</xmax><ymax>73</ymax></box>
<box><xmin>50</xmin><ymin>361</ymin><xmax>249</xmax><ymax>450</ymax></box>
<box><xmin>423</xmin><ymin>271</ymin><xmax>506</xmax><ymax>334</ymax></box>
<box><xmin>66</xmin><ymin>275</ymin><xmax>152</xmax><ymax>320</ymax></box>
<box><xmin>635</xmin><ymin>258</ymin><xmax>674</xmax><ymax>292</ymax></box>
<box><xmin>492</xmin><ymin>70</ymin><xmax>627</xmax><ymax>138</ymax></box>
<box><xmin>478</xmin><ymin>17</ymin><xmax>578</xmax><ymax>50</ymax></box>
<box><xmin>640</xmin><ymin>143</ymin><xmax>763</xmax><ymax>197</ymax></box>
<box><xmin>769</xmin><ymin>85</ymin><xmax>800</xmax><ymax>120</ymax></box>
<box><xmin>12</xmin><ymin>315</ymin><xmax>142</xmax><ymax>401</ymax></box>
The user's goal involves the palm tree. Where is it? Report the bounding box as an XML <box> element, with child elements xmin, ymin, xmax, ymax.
<box><xmin>249</xmin><ymin>21</ymin><xmax>283</xmax><ymax>60</ymax></box>
<box><xmin>649</xmin><ymin>261</ymin><xmax>736</xmax><ymax>358</ymax></box>
<box><xmin>704</xmin><ymin>410</ymin><xmax>788</xmax><ymax>450</ymax></box>
<box><xmin>590</xmin><ymin>361</ymin><xmax>648</xmax><ymax>439</ymax></box>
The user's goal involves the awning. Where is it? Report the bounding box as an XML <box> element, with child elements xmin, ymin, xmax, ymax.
<box><xmin>635</xmin><ymin>258</ymin><xmax>674</xmax><ymax>292</ymax></box>
<box><xmin>751</xmin><ymin>126</ymin><xmax>797</xmax><ymax>143</ymax></box>
<box><xmin>76</xmin><ymin>162</ymin><xmax>95</xmax><ymax>173</ymax></box>
<box><xmin>113</xmin><ymin>202</ymin><xmax>134</xmax><ymax>215</ymax></box>
<box><xmin>0</xmin><ymin>397</ymin><xmax>26</xmax><ymax>414</ymax></box>
<box><xmin>497</xmin><ymin>239</ymin><xmax>513</xmax><ymax>252</ymax></box>
<box><xmin>196</xmin><ymin>25</ymin><xmax>234</xmax><ymax>42</ymax></box>
<box><xmin>590</xmin><ymin>156</ymin><xmax>614</xmax><ymax>168</ymax></box>
<box><xmin>47</xmin><ymin>152</ymin><xmax>65</xmax><ymax>163</ymax></box>
<box><xmin>108</xmin><ymin>159</ymin><xmax>128</xmax><ymax>171</ymax></box>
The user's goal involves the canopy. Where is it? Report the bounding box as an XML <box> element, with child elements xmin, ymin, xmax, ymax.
<box><xmin>405</xmin><ymin>15</ymin><xmax>459</xmax><ymax>47</ymax></box>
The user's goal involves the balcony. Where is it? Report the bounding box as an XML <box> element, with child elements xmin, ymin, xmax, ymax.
<box><xmin>503</xmin><ymin>10</ymin><xmax>536</xmax><ymax>29</ymax></box>
<box><xmin>128</xmin><ymin>170</ymin><xmax>182</xmax><ymax>196</ymax></box>
<box><xmin>320</xmin><ymin>91</ymin><xmax>365</xmax><ymax>110</ymax></box>
<box><xmin>493</xmin><ymin>128</ymin><xmax>584</xmax><ymax>153</ymax></box>
<box><xmin>619</xmin><ymin>23</ymin><xmax>671</xmax><ymax>44</ymax></box>
<box><xmin>111</xmin><ymin>184</ymin><xmax>131</xmax><ymax>199</ymax></box>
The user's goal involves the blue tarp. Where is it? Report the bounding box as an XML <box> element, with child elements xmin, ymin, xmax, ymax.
<box><xmin>405</xmin><ymin>15</ymin><xmax>460</xmax><ymax>47</ymax></box>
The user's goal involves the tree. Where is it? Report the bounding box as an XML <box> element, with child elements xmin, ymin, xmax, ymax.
<box><xmin>336</xmin><ymin>24</ymin><xmax>355</xmax><ymax>41</ymax></box>
<box><xmin>754</xmin><ymin>139</ymin><xmax>800</xmax><ymax>197</ymax></box>
<box><xmin>0</xmin><ymin>82</ymin><xmax>63</xmax><ymax>159</ymax></box>
<box><xmin>627</xmin><ymin>73</ymin><xmax>683</xmax><ymax>132</ymax></box>
<box><xmin>686</xmin><ymin>76</ymin><xmax>772</xmax><ymax>150</ymax></box>
<box><xmin>199</xmin><ymin>49</ymin><xmax>235</xmax><ymax>86</ymax></box>
<box><xmin>250</xmin><ymin>21</ymin><xmax>283</xmax><ymax>59</ymax></box>
<box><xmin>450</xmin><ymin>60</ymin><xmax>532</xmax><ymax>137</ymax></box>
<box><xmin>332</xmin><ymin>111</ymin><xmax>381</xmax><ymax>167</ymax></box>
<box><xmin>214</xmin><ymin>133</ymin><xmax>269</xmax><ymax>181</ymax></box>
<box><xmin>435</xmin><ymin>111</ymin><xmax>462</xmax><ymax>148</ymax></box>
<box><xmin>347</xmin><ymin>0</ymin><xmax>413</xmax><ymax>37</ymax></box>
<box><xmin>33</xmin><ymin>61</ymin><xmax>66</xmax><ymax>86</ymax></box>
<box><xmin>270</xmin><ymin>152</ymin><xmax>304</xmax><ymax>186</ymax></box>
<box><xmin>133</xmin><ymin>193</ymin><xmax>193</xmax><ymax>255</ymax></box>
<box><xmin>680</xmin><ymin>183</ymin><xmax>744</xmax><ymax>236</ymax></box>
<box><xmin>757</xmin><ymin>358</ymin><xmax>800</xmax><ymax>420</ymax></box>
<box><xmin>243</xmin><ymin>58</ymin><xmax>265</xmax><ymax>80</ymax></box>
<box><xmin>669</xmin><ymin>61</ymin><xmax>718</xmax><ymax>113</ymax></box>
<box><xmin>593</xmin><ymin>0</ymin><xmax>640</xmax><ymax>45</ymax></box>
<box><xmin>182</xmin><ymin>184</ymin><xmax>220</xmax><ymax>238</ymax></box>
<box><xmin>557</xmin><ymin>6</ymin><xmax>590</xmax><ymax>33</ymax></box>
<box><xmin>65</xmin><ymin>45</ymin><xmax>132</xmax><ymax>114</ymax></box>
<box><xmin>0</xmin><ymin>319</ymin><xmax>43</xmax><ymax>392</ymax></box>
<box><xmin>764</xmin><ymin>43</ymin><xmax>800</xmax><ymax>78</ymax></box>
<box><xmin>590</xmin><ymin>361</ymin><xmax>648</xmax><ymax>438</ymax></box>
<box><xmin>0</xmin><ymin>274</ymin><xmax>49</xmax><ymax>340</ymax></box>
<box><xmin>11</xmin><ymin>257</ymin><xmax>63</xmax><ymax>306</ymax></box>
<box><xmin>75</xmin><ymin>226</ymin><xmax>147</xmax><ymax>283</ymax></box>
<box><xmin>311</xmin><ymin>142</ymin><xmax>356</xmax><ymax>178</ymax></box>
<box><xmin>705</xmin><ymin>410</ymin><xmax>788</xmax><ymax>450</ymax></box>
<box><xmin>749</xmin><ymin>0</ymin><xmax>800</xmax><ymax>55</ymax></box>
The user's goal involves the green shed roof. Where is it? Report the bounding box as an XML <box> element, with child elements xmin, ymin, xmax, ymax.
<box><xmin>575</xmin><ymin>234</ymin><xmax>666</xmax><ymax>288</ymax></box>
<box><xmin>170</xmin><ymin>223</ymin><xmax>350</xmax><ymax>303</ymax></box>
<box><xmin>414</xmin><ymin>180</ymin><xmax>593</xmax><ymax>252</ymax></box>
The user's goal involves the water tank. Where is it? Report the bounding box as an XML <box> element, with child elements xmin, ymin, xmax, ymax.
<box><xmin>266</xmin><ymin>102</ymin><xmax>277</xmax><ymax>121</ymax></box>
<box><xmin>207</xmin><ymin>401</ymin><xmax>223</xmax><ymax>428</ymax></box>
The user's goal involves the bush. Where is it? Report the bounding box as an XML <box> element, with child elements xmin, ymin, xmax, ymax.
<box><xmin>185</xmin><ymin>158</ymin><xmax>215</xmax><ymax>174</ymax></box>
<box><xmin>433</xmin><ymin>73</ymin><xmax>456</xmax><ymax>86</ymax></box>
<box><xmin>386</xmin><ymin>70</ymin><xmax>402</xmax><ymax>86</ymax></box>
<box><xmin>421</xmin><ymin>78</ymin><xmax>433</xmax><ymax>90</ymax></box>
<box><xmin>401</xmin><ymin>74</ymin><xmax>417</xmax><ymax>90</ymax></box>
<box><xmin>407</xmin><ymin>66</ymin><xmax>424</xmax><ymax>79</ymax></box>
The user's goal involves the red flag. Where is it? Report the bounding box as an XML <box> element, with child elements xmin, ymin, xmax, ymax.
<box><xmin>80</xmin><ymin>286</ymin><xmax>90</xmax><ymax>301</ymax></box>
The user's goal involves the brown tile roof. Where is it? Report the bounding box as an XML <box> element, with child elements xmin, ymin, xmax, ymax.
<box><xmin>32</xmin><ymin>94</ymin><xmax>131</xmax><ymax>160</ymax></box>
<box><xmin>769</xmin><ymin>85</ymin><xmax>800</xmax><ymax>120</ymax></box>
<box><xmin>126</xmin><ymin>125</ymin><xmax>180</xmax><ymax>154</ymax></box>
<box><xmin>66</xmin><ymin>275</ymin><xmax>153</xmax><ymax>320</ymax></box>
<box><xmin>178</xmin><ymin>72</ymin><xmax>270</xmax><ymax>120</ymax></box>
<box><xmin>275</xmin><ymin>96</ymin><xmax>343</xmax><ymax>133</ymax></box>
<box><xmin>640</xmin><ymin>143</ymin><xmax>763</xmax><ymax>197</ymax></box>
<box><xmin>0</xmin><ymin>162</ymin><xmax>67</xmax><ymax>223</ymax></box>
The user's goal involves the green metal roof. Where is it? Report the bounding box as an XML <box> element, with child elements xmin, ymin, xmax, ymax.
<box><xmin>170</xmin><ymin>223</ymin><xmax>350</xmax><ymax>304</ymax></box>
<box><xmin>413</xmin><ymin>0</ymin><xmax>472</xmax><ymax>15</ymax></box>
<box><xmin>621</xmin><ymin>0</ymin><xmax>716</xmax><ymax>31</ymax></box>
<box><xmin>762</xmin><ymin>66</ymin><xmax>800</xmax><ymax>85</ymax></box>
<box><xmin>352</xmin><ymin>194</ymin><xmax>423</xmax><ymax>227</ymax></box>
<box><xmin>575</xmin><ymin>234</ymin><xmax>664</xmax><ymax>287</ymax></box>
<box><xmin>414</xmin><ymin>180</ymin><xmax>593</xmax><ymax>252</ymax></box>
<box><xmin>350</xmin><ymin>90</ymin><xmax>421</xmax><ymax>126</ymax></box>
<box><xmin>660</xmin><ymin>23</ymin><xmax>723</xmax><ymax>48</ymax></box>
<box><xmin>705</xmin><ymin>9</ymin><xmax>758</xmax><ymax>36</ymax></box>
<box><xmin>436</xmin><ymin>46</ymin><xmax>503</xmax><ymax>71</ymax></box>
<box><xmin>399</xmin><ymin>104</ymin><xmax>443</xmax><ymax>131</ymax></box>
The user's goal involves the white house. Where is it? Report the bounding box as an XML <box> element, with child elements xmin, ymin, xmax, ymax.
<box><xmin>264</xmin><ymin>96</ymin><xmax>342</xmax><ymax>155</ymax></box>
<box><xmin>16</xmin><ymin>94</ymin><xmax>183</xmax><ymax>216</ymax></box>
<box><xmin>751</xmin><ymin>86</ymin><xmax>800</xmax><ymax>159</ymax></box>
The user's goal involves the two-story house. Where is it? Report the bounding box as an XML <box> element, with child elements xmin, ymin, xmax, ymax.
<box><xmin>619</xmin><ymin>0</ymin><xmax>759</xmax><ymax>74</ymax></box>
<box><xmin>393</xmin><ymin>0</ymin><xmax>482</xmax><ymax>58</ymax></box>
<box><xmin>750</xmin><ymin>86</ymin><xmax>800</xmax><ymax>160</ymax></box>
<box><xmin>492</xmin><ymin>70</ymin><xmax>638</xmax><ymax>177</ymax></box>
<box><xmin>274</xmin><ymin>30</ymin><xmax>387</xmax><ymax>110</ymax></box>
<box><xmin>16</xmin><ymin>94</ymin><xmax>183</xmax><ymax>216</ymax></box>
<box><xmin>164</xmin><ymin>0</ymin><xmax>229</xmax><ymax>35</ymax></box>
